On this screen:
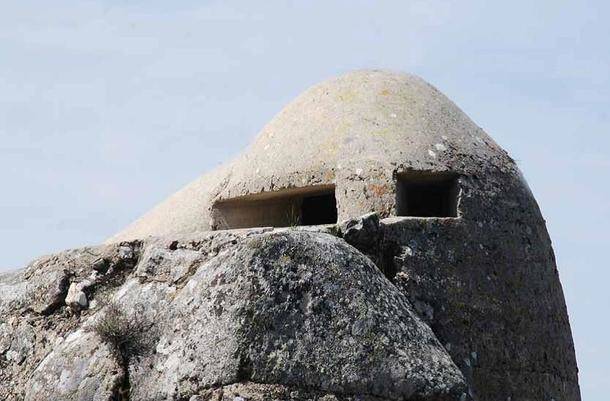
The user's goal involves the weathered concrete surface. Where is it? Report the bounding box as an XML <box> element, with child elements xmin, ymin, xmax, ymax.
<box><xmin>0</xmin><ymin>229</ymin><xmax>469</xmax><ymax>401</ymax></box>
<box><xmin>381</xmin><ymin>181</ymin><xmax>581</xmax><ymax>401</ymax></box>
<box><xmin>348</xmin><ymin>214</ymin><xmax>580</xmax><ymax>401</ymax></box>
<box><xmin>107</xmin><ymin>69</ymin><xmax>508</xmax><ymax>241</ymax></box>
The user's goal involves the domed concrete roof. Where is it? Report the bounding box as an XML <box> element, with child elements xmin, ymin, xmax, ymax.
<box><xmin>233</xmin><ymin>69</ymin><xmax>504</xmax><ymax>178</ymax></box>
<box><xmin>109</xmin><ymin>70</ymin><xmax>513</xmax><ymax>241</ymax></box>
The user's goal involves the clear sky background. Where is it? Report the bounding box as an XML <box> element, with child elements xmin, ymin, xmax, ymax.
<box><xmin>0</xmin><ymin>1</ymin><xmax>608</xmax><ymax>399</ymax></box>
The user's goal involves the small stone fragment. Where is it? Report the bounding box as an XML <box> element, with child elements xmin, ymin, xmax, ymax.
<box><xmin>65</xmin><ymin>282</ymin><xmax>87</xmax><ymax>309</ymax></box>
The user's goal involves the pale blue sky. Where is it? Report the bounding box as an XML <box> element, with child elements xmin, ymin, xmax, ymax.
<box><xmin>0</xmin><ymin>1</ymin><xmax>608</xmax><ymax>399</ymax></box>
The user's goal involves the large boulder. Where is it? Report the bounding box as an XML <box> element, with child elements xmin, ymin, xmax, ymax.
<box><xmin>127</xmin><ymin>231</ymin><xmax>466</xmax><ymax>400</ymax></box>
<box><xmin>0</xmin><ymin>229</ymin><xmax>468</xmax><ymax>401</ymax></box>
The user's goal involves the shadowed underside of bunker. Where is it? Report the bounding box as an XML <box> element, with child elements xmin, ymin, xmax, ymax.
<box><xmin>108</xmin><ymin>70</ymin><xmax>581</xmax><ymax>401</ymax></box>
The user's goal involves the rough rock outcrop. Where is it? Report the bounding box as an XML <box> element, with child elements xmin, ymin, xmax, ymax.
<box><xmin>0</xmin><ymin>228</ymin><xmax>470</xmax><ymax>401</ymax></box>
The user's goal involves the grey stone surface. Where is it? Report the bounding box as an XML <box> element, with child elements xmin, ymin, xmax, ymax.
<box><xmin>0</xmin><ymin>241</ymin><xmax>141</xmax><ymax>401</ymax></box>
<box><xmin>187</xmin><ymin>381</ymin><xmax>410</xmax><ymax>401</ymax></box>
<box><xmin>339</xmin><ymin>212</ymin><xmax>380</xmax><ymax>254</ymax></box>
<box><xmin>0</xmin><ymin>229</ymin><xmax>469</xmax><ymax>401</ymax></box>
<box><xmin>65</xmin><ymin>282</ymin><xmax>88</xmax><ymax>309</ymax></box>
<box><xmin>25</xmin><ymin>330</ymin><xmax>122</xmax><ymax>401</ymax></box>
<box><xmin>128</xmin><ymin>231</ymin><xmax>466</xmax><ymax>401</ymax></box>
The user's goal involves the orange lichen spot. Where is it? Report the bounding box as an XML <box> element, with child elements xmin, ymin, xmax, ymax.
<box><xmin>368</xmin><ymin>184</ymin><xmax>388</xmax><ymax>197</ymax></box>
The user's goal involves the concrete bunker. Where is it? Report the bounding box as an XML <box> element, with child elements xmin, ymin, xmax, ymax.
<box><xmin>395</xmin><ymin>172</ymin><xmax>459</xmax><ymax>217</ymax></box>
<box><xmin>108</xmin><ymin>71</ymin><xmax>581</xmax><ymax>401</ymax></box>
<box><xmin>211</xmin><ymin>185</ymin><xmax>337</xmax><ymax>230</ymax></box>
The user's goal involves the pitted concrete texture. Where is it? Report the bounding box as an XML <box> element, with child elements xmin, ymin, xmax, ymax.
<box><xmin>108</xmin><ymin>69</ymin><xmax>510</xmax><ymax>241</ymax></box>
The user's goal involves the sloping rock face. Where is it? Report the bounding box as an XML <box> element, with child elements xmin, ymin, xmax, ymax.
<box><xmin>0</xmin><ymin>242</ymin><xmax>141</xmax><ymax>401</ymax></box>
<box><xmin>0</xmin><ymin>229</ymin><xmax>469</xmax><ymax>401</ymax></box>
